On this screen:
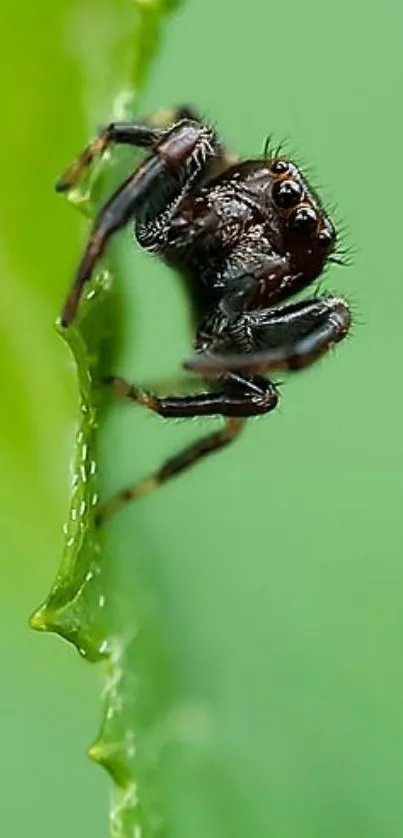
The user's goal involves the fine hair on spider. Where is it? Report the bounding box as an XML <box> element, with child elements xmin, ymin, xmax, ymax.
<box><xmin>56</xmin><ymin>104</ymin><xmax>353</xmax><ymax>522</ymax></box>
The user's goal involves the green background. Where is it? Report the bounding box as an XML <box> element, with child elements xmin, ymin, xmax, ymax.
<box><xmin>1</xmin><ymin>0</ymin><xmax>402</xmax><ymax>836</ymax></box>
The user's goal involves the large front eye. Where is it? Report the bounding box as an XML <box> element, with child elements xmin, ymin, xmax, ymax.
<box><xmin>272</xmin><ymin>179</ymin><xmax>302</xmax><ymax>209</ymax></box>
<box><xmin>290</xmin><ymin>205</ymin><xmax>318</xmax><ymax>236</ymax></box>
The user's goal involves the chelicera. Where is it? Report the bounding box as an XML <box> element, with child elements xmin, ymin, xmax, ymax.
<box><xmin>57</xmin><ymin>105</ymin><xmax>351</xmax><ymax>523</ymax></box>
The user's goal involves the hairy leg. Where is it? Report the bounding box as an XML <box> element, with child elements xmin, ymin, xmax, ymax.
<box><xmin>105</xmin><ymin>372</ymin><xmax>278</xmax><ymax>417</ymax></box>
<box><xmin>145</xmin><ymin>105</ymin><xmax>238</xmax><ymax>173</ymax></box>
<box><xmin>186</xmin><ymin>295</ymin><xmax>351</xmax><ymax>375</ymax></box>
<box><xmin>56</xmin><ymin>122</ymin><xmax>165</xmax><ymax>193</ymax></box>
<box><xmin>59</xmin><ymin>119</ymin><xmax>218</xmax><ymax>326</ymax></box>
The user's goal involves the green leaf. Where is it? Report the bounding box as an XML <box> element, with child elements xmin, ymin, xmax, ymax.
<box><xmin>12</xmin><ymin>1</ymin><xmax>403</xmax><ymax>836</ymax></box>
<box><xmin>31</xmin><ymin>2</ymin><xmax>184</xmax><ymax>835</ymax></box>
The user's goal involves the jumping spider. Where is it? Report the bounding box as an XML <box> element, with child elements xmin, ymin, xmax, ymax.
<box><xmin>57</xmin><ymin>105</ymin><xmax>351</xmax><ymax>523</ymax></box>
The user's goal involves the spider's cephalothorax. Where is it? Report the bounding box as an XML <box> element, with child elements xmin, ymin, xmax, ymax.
<box><xmin>57</xmin><ymin>105</ymin><xmax>351</xmax><ymax>522</ymax></box>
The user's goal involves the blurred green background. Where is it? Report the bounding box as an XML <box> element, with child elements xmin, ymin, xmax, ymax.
<box><xmin>1</xmin><ymin>1</ymin><xmax>403</xmax><ymax>836</ymax></box>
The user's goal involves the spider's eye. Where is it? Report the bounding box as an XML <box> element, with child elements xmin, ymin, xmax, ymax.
<box><xmin>317</xmin><ymin>224</ymin><xmax>336</xmax><ymax>248</ymax></box>
<box><xmin>271</xmin><ymin>159</ymin><xmax>290</xmax><ymax>175</ymax></box>
<box><xmin>289</xmin><ymin>205</ymin><xmax>318</xmax><ymax>236</ymax></box>
<box><xmin>272</xmin><ymin>178</ymin><xmax>303</xmax><ymax>209</ymax></box>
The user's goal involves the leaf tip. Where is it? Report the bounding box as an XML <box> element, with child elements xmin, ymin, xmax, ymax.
<box><xmin>29</xmin><ymin>605</ymin><xmax>50</xmax><ymax>633</ymax></box>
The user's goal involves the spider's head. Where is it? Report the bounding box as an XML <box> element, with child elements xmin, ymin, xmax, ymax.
<box><xmin>269</xmin><ymin>158</ymin><xmax>336</xmax><ymax>279</ymax></box>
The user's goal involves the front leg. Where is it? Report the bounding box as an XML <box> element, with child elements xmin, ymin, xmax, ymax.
<box><xmin>56</xmin><ymin>122</ymin><xmax>165</xmax><ymax>193</ymax></box>
<box><xmin>186</xmin><ymin>295</ymin><xmax>351</xmax><ymax>375</ymax></box>
<box><xmin>56</xmin><ymin>105</ymin><xmax>224</xmax><ymax>194</ymax></box>
<box><xmin>59</xmin><ymin>119</ymin><xmax>219</xmax><ymax>326</ymax></box>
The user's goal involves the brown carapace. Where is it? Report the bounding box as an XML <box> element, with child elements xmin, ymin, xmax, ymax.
<box><xmin>57</xmin><ymin>105</ymin><xmax>351</xmax><ymax>522</ymax></box>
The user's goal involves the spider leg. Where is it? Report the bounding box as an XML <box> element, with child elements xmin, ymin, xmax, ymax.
<box><xmin>60</xmin><ymin>155</ymin><xmax>169</xmax><ymax>326</ymax></box>
<box><xmin>186</xmin><ymin>295</ymin><xmax>351</xmax><ymax>375</ymax></box>
<box><xmin>60</xmin><ymin>119</ymin><xmax>218</xmax><ymax>326</ymax></box>
<box><xmin>146</xmin><ymin>105</ymin><xmax>239</xmax><ymax>173</ymax></box>
<box><xmin>105</xmin><ymin>373</ymin><xmax>278</xmax><ymax>417</ymax></box>
<box><xmin>96</xmin><ymin>419</ymin><xmax>243</xmax><ymax>524</ymax></box>
<box><xmin>96</xmin><ymin>372</ymin><xmax>278</xmax><ymax>523</ymax></box>
<box><xmin>56</xmin><ymin>122</ymin><xmax>165</xmax><ymax>193</ymax></box>
<box><xmin>56</xmin><ymin>106</ymin><xmax>225</xmax><ymax>193</ymax></box>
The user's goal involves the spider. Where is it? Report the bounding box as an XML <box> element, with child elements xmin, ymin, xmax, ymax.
<box><xmin>57</xmin><ymin>105</ymin><xmax>351</xmax><ymax>523</ymax></box>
